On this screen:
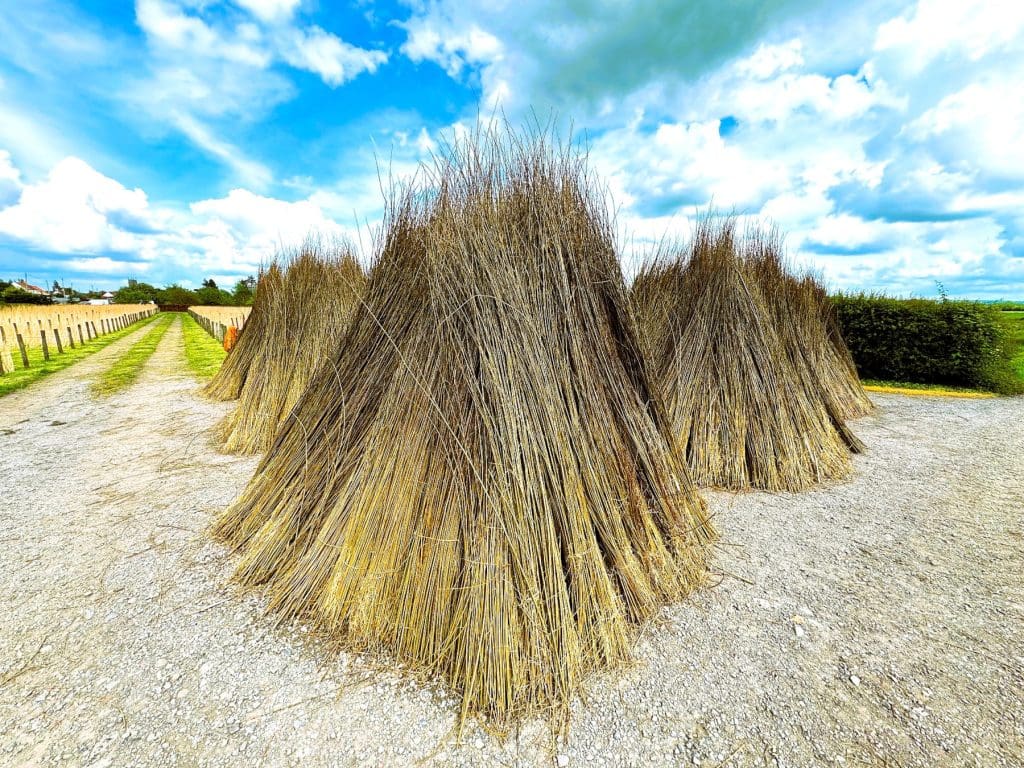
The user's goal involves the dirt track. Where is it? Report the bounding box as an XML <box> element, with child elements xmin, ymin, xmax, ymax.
<box><xmin>1</xmin><ymin>319</ymin><xmax>1022</xmax><ymax>767</ymax></box>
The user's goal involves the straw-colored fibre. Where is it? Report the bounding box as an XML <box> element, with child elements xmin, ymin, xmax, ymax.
<box><xmin>203</xmin><ymin>264</ymin><xmax>284</xmax><ymax>402</ymax></box>
<box><xmin>216</xmin><ymin>242</ymin><xmax>366</xmax><ymax>454</ymax></box>
<box><xmin>634</xmin><ymin>218</ymin><xmax>857</xmax><ymax>491</ymax></box>
<box><xmin>214</xmin><ymin>126</ymin><xmax>715</xmax><ymax>730</ymax></box>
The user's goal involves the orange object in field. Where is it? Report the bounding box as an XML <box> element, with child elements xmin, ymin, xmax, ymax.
<box><xmin>223</xmin><ymin>326</ymin><xmax>239</xmax><ymax>352</ymax></box>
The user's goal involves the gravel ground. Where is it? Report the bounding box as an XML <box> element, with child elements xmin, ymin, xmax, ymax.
<box><xmin>1</xmin><ymin>318</ymin><xmax>1022</xmax><ymax>768</ymax></box>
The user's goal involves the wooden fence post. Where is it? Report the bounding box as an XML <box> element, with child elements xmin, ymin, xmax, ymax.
<box><xmin>40</xmin><ymin>330</ymin><xmax>50</xmax><ymax>361</ymax></box>
<box><xmin>52</xmin><ymin>327</ymin><xmax>64</xmax><ymax>354</ymax></box>
<box><xmin>66</xmin><ymin>326</ymin><xmax>75</xmax><ymax>349</ymax></box>
<box><xmin>78</xmin><ymin>324</ymin><xmax>85</xmax><ymax>345</ymax></box>
<box><xmin>15</xmin><ymin>332</ymin><xmax>29</xmax><ymax>368</ymax></box>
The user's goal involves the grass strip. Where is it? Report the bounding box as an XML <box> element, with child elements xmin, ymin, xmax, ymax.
<box><xmin>92</xmin><ymin>314</ymin><xmax>175</xmax><ymax>396</ymax></box>
<box><xmin>0</xmin><ymin>313</ymin><xmax>160</xmax><ymax>398</ymax></box>
<box><xmin>181</xmin><ymin>312</ymin><xmax>227</xmax><ymax>379</ymax></box>
<box><xmin>998</xmin><ymin>310</ymin><xmax>1024</xmax><ymax>380</ymax></box>
<box><xmin>862</xmin><ymin>379</ymin><xmax>996</xmax><ymax>399</ymax></box>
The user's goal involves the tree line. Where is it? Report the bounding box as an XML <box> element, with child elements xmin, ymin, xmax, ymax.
<box><xmin>0</xmin><ymin>277</ymin><xmax>256</xmax><ymax>306</ymax></box>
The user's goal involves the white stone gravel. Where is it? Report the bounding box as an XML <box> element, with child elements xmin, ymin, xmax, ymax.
<box><xmin>1</xmin><ymin>318</ymin><xmax>1022</xmax><ymax>767</ymax></box>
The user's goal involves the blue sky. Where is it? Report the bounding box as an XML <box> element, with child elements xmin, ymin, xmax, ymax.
<box><xmin>1</xmin><ymin>0</ymin><xmax>1022</xmax><ymax>297</ymax></box>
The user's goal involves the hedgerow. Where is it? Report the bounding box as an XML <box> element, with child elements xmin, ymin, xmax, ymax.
<box><xmin>831</xmin><ymin>294</ymin><xmax>1024</xmax><ymax>395</ymax></box>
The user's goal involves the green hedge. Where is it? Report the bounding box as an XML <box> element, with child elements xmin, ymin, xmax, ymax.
<box><xmin>831</xmin><ymin>294</ymin><xmax>1024</xmax><ymax>395</ymax></box>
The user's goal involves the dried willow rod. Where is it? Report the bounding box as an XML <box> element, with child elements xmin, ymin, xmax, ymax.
<box><xmin>634</xmin><ymin>217</ymin><xmax>861</xmax><ymax>491</ymax></box>
<box><xmin>204</xmin><ymin>264</ymin><xmax>284</xmax><ymax>401</ymax></box>
<box><xmin>217</xmin><ymin>240</ymin><xmax>366</xmax><ymax>454</ymax></box>
<box><xmin>791</xmin><ymin>275</ymin><xmax>873</xmax><ymax>421</ymax></box>
<box><xmin>214</xmin><ymin>123</ymin><xmax>715</xmax><ymax>730</ymax></box>
<box><xmin>743</xmin><ymin>228</ymin><xmax>872</xmax><ymax>447</ymax></box>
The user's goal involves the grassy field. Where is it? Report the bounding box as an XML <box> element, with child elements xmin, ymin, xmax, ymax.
<box><xmin>92</xmin><ymin>314</ymin><xmax>174</xmax><ymax>396</ymax></box>
<box><xmin>1000</xmin><ymin>310</ymin><xmax>1024</xmax><ymax>379</ymax></box>
<box><xmin>181</xmin><ymin>312</ymin><xmax>227</xmax><ymax>379</ymax></box>
<box><xmin>0</xmin><ymin>313</ymin><xmax>160</xmax><ymax>398</ymax></box>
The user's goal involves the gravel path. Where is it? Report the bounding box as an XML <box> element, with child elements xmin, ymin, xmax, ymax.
<box><xmin>1</xmin><ymin>319</ymin><xmax>1022</xmax><ymax>768</ymax></box>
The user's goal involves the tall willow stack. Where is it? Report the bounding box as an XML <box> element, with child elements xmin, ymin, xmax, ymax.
<box><xmin>204</xmin><ymin>264</ymin><xmax>284</xmax><ymax>401</ymax></box>
<box><xmin>217</xmin><ymin>242</ymin><xmax>366</xmax><ymax>454</ymax></box>
<box><xmin>634</xmin><ymin>218</ymin><xmax>865</xmax><ymax>491</ymax></box>
<box><xmin>214</xmin><ymin>126</ymin><xmax>715</xmax><ymax>729</ymax></box>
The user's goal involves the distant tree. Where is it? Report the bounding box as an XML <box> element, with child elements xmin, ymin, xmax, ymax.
<box><xmin>2</xmin><ymin>286</ymin><xmax>52</xmax><ymax>305</ymax></box>
<box><xmin>202</xmin><ymin>278</ymin><xmax>218</xmax><ymax>289</ymax></box>
<box><xmin>156</xmin><ymin>284</ymin><xmax>199</xmax><ymax>306</ymax></box>
<box><xmin>231</xmin><ymin>276</ymin><xmax>256</xmax><ymax>306</ymax></box>
<box><xmin>114</xmin><ymin>281</ymin><xmax>158</xmax><ymax>304</ymax></box>
<box><xmin>195</xmin><ymin>285</ymin><xmax>233</xmax><ymax>305</ymax></box>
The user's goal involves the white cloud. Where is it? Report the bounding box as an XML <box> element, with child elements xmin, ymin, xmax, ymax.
<box><xmin>233</xmin><ymin>0</ymin><xmax>302</xmax><ymax>23</ymax></box>
<box><xmin>736</xmin><ymin>39</ymin><xmax>804</xmax><ymax>79</ymax></box>
<box><xmin>278</xmin><ymin>25</ymin><xmax>388</xmax><ymax>86</ymax></box>
<box><xmin>128</xmin><ymin>0</ymin><xmax>388</xmax><ymax>185</ymax></box>
<box><xmin>907</xmin><ymin>78</ymin><xmax>1024</xmax><ymax>177</ymax></box>
<box><xmin>191</xmin><ymin>188</ymin><xmax>343</xmax><ymax>242</ymax></box>
<box><xmin>136</xmin><ymin>0</ymin><xmax>269</xmax><ymax>67</ymax></box>
<box><xmin>401</xmin><ymin>20</ymin><xmax>503</xmax><ymax>78</ymax></box>
<box><xmin>875</xmin><ymin>0</ymin><xmax>1024</xmax><ymax>73</ymax></box>
<box><xmin>0</xmin><ymin>154</ymin><xmax>352</xmax><ymax>286</ymax></box>
<box><xmin>0</xmin><ymin>157</ymin><xmax>154</xmax><ymax>253</ymax></box>
<box><xmin>389</xmin><ymin>0</ymin><xmax>1024</xmax><ymax>295</ymax></box>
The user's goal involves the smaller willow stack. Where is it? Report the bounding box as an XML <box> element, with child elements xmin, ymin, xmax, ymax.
<box><xmin>634</xmin><ymin>218</ymin><xmax>862</xmax><ymax>491</ymax></box>
<box><xmin>792</xmin><ymin>276</ymin><xmax>873</xmax><ymax>420</ymax></box>
<box><xmin>204</xmin><ymin>264</ymin><xmax>284</xmax><ymax>401</ymax></box>
<box><xmin>217</xmin><ymin>242</ymin><xmax>366</xmax><ymax>454</ymax></box>
<box><xmin>744</xmin><ymin>230</ymin><xmax>873</xmax><ymax>426</ymax></box>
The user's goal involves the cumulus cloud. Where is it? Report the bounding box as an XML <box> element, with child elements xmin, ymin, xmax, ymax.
<box><xmin>0</xmin><ymin>157</ymin><xmax>155</xmax><ymax>253</ymax></box>
<box><xmin>277</xmin><ymin>25</ymin><xmax>388</xmax><ymax>86</ymax></box>
<box><xmin>874</xmin><ymin>0</ymin><xmax>1024</xmax><ymax>73</ymax></box>
<box><xmin>394</xmin><ymin>0</ymin><xmax>1024</xmax><ymax>296</ymax></box>
<box><xmin>128</xmin><ymin>0</ymin><xmax>388</xmax><ymax>187</ymax></box>
<box><xmin>401</xmin><ymin>20</ymin><xmax>503</xmax><ymax>78</ymax></box>
<box><xmin>0</xmin><ymin>154</ymin><xmax>351</xmax><ymax>287</ymax></box>
<box><xmin>232</xmin><ymin>0</ymin><xmax>302</xmax><ymax>24</ymax></box>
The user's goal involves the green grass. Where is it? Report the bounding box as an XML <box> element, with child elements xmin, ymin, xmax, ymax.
<box><xmin>998</xmin><ymin>310</ymin><xmax>1024</xmax><ymax>379</ymax></box>
<box><xmin>92</xmin><ymin>314</ymin><xmax>175</xmax><ymax>396</ymax></box>
<box><xmin>181</xmin><ymin>312</ymin><xmax>226</xmax><ymax>379</ymax></box>
<box><xmin>0</xmin><ymin>313</ymin><xmax>160</xmax><ymax>397</ymax></box>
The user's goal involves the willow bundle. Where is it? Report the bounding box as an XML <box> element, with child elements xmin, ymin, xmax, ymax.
<box><xmin>744</xmin><ymin>231</ymin><xmax>870</xmax><ymax>449</ymax></box>
<box><xmin>217</xmin><ymin>242</ymin><xmax>366</xmax><ymax>454</ymax></box>
<box><xmin>790</xmin><ymin>276</ymin><xmax>873</xmax><ymax>420</ymax></box>
<box><xmin>204</xmin><ymin>264</ymin><xmax>284</xmax><ymax>401</ymax></box>
<box><xmin>635</xmin><ymin>218</ymin><xmax>854</xmax><ymax>491</ymax></box>
<box><xmin>214</xmin><ymin>126</ymin><xmax>715</xmax><ymax>729</ymax></box>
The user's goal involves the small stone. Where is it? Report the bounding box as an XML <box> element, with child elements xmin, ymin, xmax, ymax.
<box><xmin>850</xmin><ymin>675</ymin><xmax>861</xmax><ymax>686</ymax></box>
<box><xmin>557</xmin><ymin>755</ymin><xmax>570</xmax><ymax>767</ymax></box>
<box><xmin>794</xmin><ymin>625</ymin><xmax>805</xmax><ymax>638</ymax></box>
